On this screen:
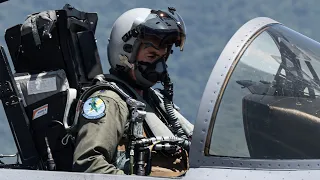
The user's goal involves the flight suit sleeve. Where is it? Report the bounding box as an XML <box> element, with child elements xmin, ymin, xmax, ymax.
<box><xmin>72</xmin><ymin>90</ymin><xmax>129</xmax><ymax>175</ymax></box>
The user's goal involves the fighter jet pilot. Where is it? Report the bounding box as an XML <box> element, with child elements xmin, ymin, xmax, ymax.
<box><xmin>72</xmin><ymin>7</ymin><xmax>191</xmax><ymax>177</ymax></box>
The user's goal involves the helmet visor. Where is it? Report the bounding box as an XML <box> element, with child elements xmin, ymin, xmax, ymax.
<box><xmin>136</xmin><ymin>9</ymin><xmax>186</xmax><ymax>51</ymax></box>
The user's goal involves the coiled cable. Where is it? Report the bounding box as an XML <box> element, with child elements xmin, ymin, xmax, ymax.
<box><xmin>163</xmin><ymin>97</ymin><xmax>188</xmax><ymax>139</ymax></box>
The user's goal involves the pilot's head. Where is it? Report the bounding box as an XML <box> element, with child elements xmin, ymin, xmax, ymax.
<box><xmin>107</xmin><ymin>7</ymin><xmax>186</xmax><ymax>89</ymax></box>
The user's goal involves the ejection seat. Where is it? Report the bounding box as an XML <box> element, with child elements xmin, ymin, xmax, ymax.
<box><xmin>0</xmin><ymin>4</ymin><xmax>103</xmax><ymax>171</ymax></box>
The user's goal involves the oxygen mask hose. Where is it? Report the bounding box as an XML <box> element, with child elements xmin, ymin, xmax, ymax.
<box><xmin>162</xmin><ymin>74</ymin><xmax>188</xmax><ymax>140</ymax></box>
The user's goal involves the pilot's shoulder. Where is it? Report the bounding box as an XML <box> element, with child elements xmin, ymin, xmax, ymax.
<box><xmin>89</xmin><ymin>89</ymin><xmax>126</xmax><ymax>106</ymax></box>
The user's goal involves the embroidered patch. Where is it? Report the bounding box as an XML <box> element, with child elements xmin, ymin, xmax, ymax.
<box><xmin>82</xmin><ymin>97</ymin><xmax>106</xmax><ymax>120</ymax></box>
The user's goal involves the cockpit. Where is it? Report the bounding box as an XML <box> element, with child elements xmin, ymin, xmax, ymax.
<box><xmin>207</xmin><ymin>23</ymin><xmax>320</xmax><ymax>160</ymax></box>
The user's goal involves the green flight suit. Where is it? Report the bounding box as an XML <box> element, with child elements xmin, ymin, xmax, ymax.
<box><xmin>72</xmin><ymin>89</ymin><xmax>129</xmax><ymax>175</ymax></box>
<box><xmin>72</xmin><ymin>79</ymin><xmax>189</xmax><ymax>177</ymax></box>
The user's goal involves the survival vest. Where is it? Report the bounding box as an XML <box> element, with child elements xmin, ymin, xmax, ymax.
<box><xmin>91</xmin><ymin>74</ymin><xmax>190</xmax><ymax>177</ymax></box>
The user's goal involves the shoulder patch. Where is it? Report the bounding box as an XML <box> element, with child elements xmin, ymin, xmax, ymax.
<box><xmin>82</xmin><ymin>97</ymin><xmax>106</xmax><ymax>120</ymax></box>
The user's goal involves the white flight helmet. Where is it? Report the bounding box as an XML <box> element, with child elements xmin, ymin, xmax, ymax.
<box><xmin>107</xmin><ymin>7</ymin><xmax>186</xmax><ymax>88</ymax></box>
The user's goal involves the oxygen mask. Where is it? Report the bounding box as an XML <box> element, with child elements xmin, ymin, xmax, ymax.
<box><xmin>136</xmin><ymin>56</ymin><xmax>168</xmax><ymax>84</ymax></box>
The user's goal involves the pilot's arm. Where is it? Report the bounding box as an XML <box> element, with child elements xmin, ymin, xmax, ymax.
<box><xmin>72</xmin><ymin>90</ymin><xmax>129</xmax><ymax>175</ymax></box>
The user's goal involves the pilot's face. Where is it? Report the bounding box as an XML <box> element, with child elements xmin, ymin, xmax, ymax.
<box><xmin>136</xmin><ymin>38</ymin><xmax>168</xmax><ymax>63</ymax></box>
<box><xmin>129</xmin><ymin>37</ymin><xmax>168</xmax><ymax>85</ymax></box>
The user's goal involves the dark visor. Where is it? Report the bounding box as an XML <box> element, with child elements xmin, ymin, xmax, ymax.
<box><xmin>136</xmin><ymin>8</ymin><xmax>186</xmax><ymax>51</ymax></box>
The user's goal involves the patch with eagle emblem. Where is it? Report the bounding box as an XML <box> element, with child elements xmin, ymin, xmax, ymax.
<box><xmin>82</xmin><ymin>97</ymin><xmax>106</xmax><ymax>120</ymax></box>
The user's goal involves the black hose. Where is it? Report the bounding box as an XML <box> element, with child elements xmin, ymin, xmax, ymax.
<box><xmin>163</xmin><ymin>97</ymin><xmax>187</xmax><ymax>139</ymax></box>
<box><xmin>162</xmin><ymin>74</ymin><xmax>188</xmax><ymax>139</ymax></box>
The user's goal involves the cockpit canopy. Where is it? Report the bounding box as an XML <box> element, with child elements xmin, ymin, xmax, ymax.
<box><xmin>206</xmin><ymin>23</ymin><xmax>320</xmax><ymax>159</ymax></box>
